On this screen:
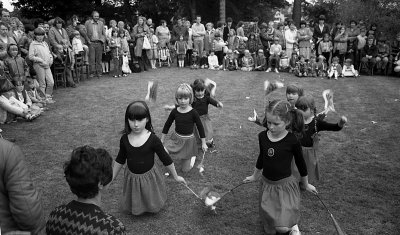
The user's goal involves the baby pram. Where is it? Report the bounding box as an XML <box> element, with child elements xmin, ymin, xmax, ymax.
<box><xmin>158</xmin><ymin>47</ymin><xmax>171</xmax><ymax>67</ymax></box>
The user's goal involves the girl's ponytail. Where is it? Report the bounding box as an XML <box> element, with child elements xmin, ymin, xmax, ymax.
<box><xmin>289</xmin><ymin>108</ymin><xmax>304</xmax><ymax>138</ymax></box>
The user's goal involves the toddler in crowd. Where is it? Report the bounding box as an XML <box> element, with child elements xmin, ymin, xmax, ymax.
<box><xmin>266</xmin><ymin>37</ymin><xmax>282</xmax><ymax>73</ymax></box>
<box><xmin>254</xmin><ymin>49</ymin><xmax>266</xmax><ymax>71</ymax></box>
<box><xmin>279</xmin><ymin>51</ymin><xmax>289</xmax><ymax>71</ymax></box>
<box><xmin>175</xmin><ymin>35</ymin><xmax>187</xmax><ymax>68</ymax></box>
<box><xmin>223</xmin><ymin>49</ymin><xmax>238</xmax><ymax>71</ymax></box>
<box><xmin>241</xmin><ymin>49</ymin><xmax>254</xmax><ymax>71</ymax></box>
<box><xmin>71</xmin><ymin>30</ymin><xmax>89</xmax><ymax>65</ymax></box>
<box><xmin>4</xmin><ymin>44</ymin><xmax>30</xmax><ymax>83</ymax></box>
<box><xmin>342</xmin><ymin>58</ymin><xmax>359</xmax><ymax>77</ymax></box>
<box><xmin>316</xmin><ymin>55</ymin><xmax>327</xmax><ymax>77</ymax></box>
<box><xmin>147</xmin><ymin>28</ymin><xmax>158</xmax><ymax>69</ymax></box>
<box><xmin>208</xmin><ymin>50</ymin><xmax>220</xmax><ymax>70</ymax></box>
<box><xmin>200</xmin><ymin>51</ymin><xmax>209</xmax><ymax>69</ymax></box>
<box><xmin>191</xmin><ymin>49</ymin><xmax>200</xmax><ymax>69</ymax></box>
<box><xmin>294</xmin><ymin>55</ymin><xmax>308</xmax><ymax>77</ymax></box>
<box><xmin>109</xmin><ymin>29</ymin><xmax>122</xmax><ymax>77</ymax></box>
<box><xmin>25</xmin><ymin>77</ymin><xmax>47</xmax><ymax>108</ymax></box>
<box><xmin>328</xmin><ymin>56</ymin><xmax>342</xmax><ymax>79</ymax></box>
<box><xmin>308</xmin><ymin>55</ymin><xmax>318</xmax><ymax>77</ymax></box>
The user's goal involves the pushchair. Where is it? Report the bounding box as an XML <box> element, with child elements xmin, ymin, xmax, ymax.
<box><xmin>158</xmin><ymin>47</ymin><xmax>171</xmax><ymax>67</ymax></box>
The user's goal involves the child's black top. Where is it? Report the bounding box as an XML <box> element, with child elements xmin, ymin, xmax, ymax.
<box><xmin>301</xmin><ymin>118</ymin><xmax>342</xmax><ymax>147</ymax></box>
<box><xmin>256</xmin><ymin>130</ymin><xmax>308</xmax><ymax>181</ymax></box>
<box><xmin>116</xmin><ymin>133</ymin><xmax>173</xmax><ymax>174</ymax></box>
<box><xmin>200</xmin><ymin>56</ymin><xmax>208</xmax><ymax>66</ymax></box>
<box><xmin>192</xmin><ymin>96</ymin><xmax>219</xmax><ymax>116</ymax></box>
<box><xmin>162</xmin><ymin>108</ymin><xmax>206</xmax><ymax>138</ymax></box>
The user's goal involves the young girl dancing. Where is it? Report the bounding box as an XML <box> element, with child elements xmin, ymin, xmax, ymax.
<box><xmin>192</xmin><ymin>79</ymin><xmax>223</xmax><ymax>148</ymax></box>
<box><xmin>161</xmin><ymin>83</ymin><xmax>208</xmax><ymax>172</ymax></box>
<box><xmin>111</xmin><ymin>101</ymin><xmax>186</xmax><ymax>215</ymax></box>
<box><xmin>244</xmin><ymin>99</ymin><xmax>317</xmax><ymax>235</ymax></box>
<box><xmin>293</xmin><ymin>96</ymin><xmax>347</xmax><ymax>183</ymax></box>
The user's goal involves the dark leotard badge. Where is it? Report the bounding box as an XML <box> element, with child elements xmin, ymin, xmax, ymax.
<box><xmin>267</xmin><ymin>148</ymin><xmax>274</xmax><ymax>157</ymax></box>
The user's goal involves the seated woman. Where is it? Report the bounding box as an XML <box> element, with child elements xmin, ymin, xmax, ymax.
<box><xmin>46</xmin><ymin>146</ymin><xmax>126</xmax><ymax>235</ymax></box>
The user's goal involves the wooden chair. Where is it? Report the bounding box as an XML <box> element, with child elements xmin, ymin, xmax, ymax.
<box><xmin>52</xmin><ymin>63</ymin><xmax>66</xmax><ymax>89</ymax></box>
<box><xmin>74</xmin><ymin>51</ymin><xmax>89</xmax><ymax>82</ymax></box>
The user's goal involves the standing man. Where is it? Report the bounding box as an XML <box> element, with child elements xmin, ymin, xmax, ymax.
<box><xmin>85</xmin><ymin>11</ymin><xmax>106</xmax><ymax>78</ymax></box>
<box><xmin>223</xmin><ymin>17</ymin><xmax>234</xmax><ymax>42</ymax></box>
<box><xmin>0</xmin><ymin>8</ymin><xmax>10</xmax><ymax>25</ymax></box>
<box><xmin>171</xmin><ymin>18</ymin><xmax>188</xmax><ymax>45</ymax></box>
<box><xmin>192</xmin><ymin>15</ymin><xmax>206</xmax><ymax>55</ymax></box>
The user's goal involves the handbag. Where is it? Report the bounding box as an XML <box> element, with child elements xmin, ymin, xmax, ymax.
<box><xmin>122</xmin><ymin>55</ymin><xmax>132</xmax><ymax>74</ymax></box>
<box><xmin>142</xmin><ymin>36</ymin><xmax>151</xmax><ymax>50</ymax></box>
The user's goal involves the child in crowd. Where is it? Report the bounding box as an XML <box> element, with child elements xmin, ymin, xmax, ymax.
<box><xmin>318</xmin><ymin>34</ymin><xmax>332</xmax><ymax>65</ymax></box>
<box><xmin>71</xmin><ymin>30</ymin><xmax>89</xmax><ymax>65</ymax></box>
<box><xmin>292</xmin><ymin>96</ymin><xmax>347</xmax><ymax>183</ymax></box>
<box><xmin>289</xmin><ymin>53</ymin><xmax>298</xmax><ymax>73</ymax></box>
<box><xmin>161</xmin><ymin>83</ymin><xmax>208</xmax><ymax>172</ymax></box>
<box><xmin>213</xmin><ymin>32</ymin><xmax>226</xmax><ymax>65</ymax></box>
<box><xmin>191</xmin><ymin>49</ymin><xmax>200</xmax><ymax>69</ymax></box>
<box><xmin>327</xmin><ymin>56</ymin><xmax>342</xmax><ymax>79</ymax></box>
<box><xmin>223</xmin><ymin>49</ymin><xmax>238</xmax><ymax>71</ymax></box>
<box><xmin>394</xmin><ymin>52</ymin><xmax>400</xmax><ymax>73</ymax></box>
<box><xmin>53</xmin><ymin>44</ymin><xmax>76</xmax><ymax>88</ymax></box>
<box><xmin>342</xmin><ymin>58</ymin><xmax>359</xmax><ymax>77</ymax></box>
<box><xmin>333</xmin><ymin>26</ymin><xmax>348</xmax><ymax>65</ymax></box>
<box><xmin>308</xmin><ymin>55</ymin><xmax>318</xmax><ymax>77</ymax></box>
<box><xmin>61</xmin><ymin>40</ymin><xmax>77</xmax><ymax>87</ymax></box>
<box><xmin>147</xmin><ymin>28</ymin><xmax>158</xmax><ymax>69</ymax></box>
<box><xmin>25</xmin><ymin>77</ymin><xmax>47</xmax><ymax>108</ymax></box>
<box><xmin>227</xmin><ymin>28</ymin><xmax>238</xmax><ymax>51</ymax></box>
<box><xmin>266</xmin><ymin>37</ymin><xmax>282</xmax><ymax>73</ymax></box>
<box><xmin>28</xmin><ymin>27</ymin><xmax>54</xmax><ymax>101</ymax></box>
<box><xmin>208</xmin><ymin>50</ymin><xmax>220</xmax><ymax>70</ymax></box>
<box><xmin>102</xmin><ymin>39</ymin><xmax>111</xmax><ymax>74</ymax></box>
<box><xmin>109</xmin><ymin>29</ymin><xmax>122</xmax><ymax>77</ymax></box>
<box><xmin>241</xmin><ymin>49</ymin><xmax>254</xmax><ymax>71</ymax></box>
<box><xmin>11</xmin><ymin>80</ymin><xmax>42</xmax><ymax>119</ymax></box>
<box><xmin>294</xmin><ymin>55</ymin><xmax>308</xmax><ymax>77</ymax></box>
<box><xmin>191</xmin><ymin>79</ymin><xmax>223</xmax><ymax>148</ymax></box>
<box><xmin>254</xmin><ymin>49</ymin><xmax>266</xmax><ymax>71</ymax></box>
<box><xmin>247</xmin><ymin>32</ymin><xmax>260</xmax><ymax>54</ymax></box>
<box><xmin>244</xmin><ymin>99</ymin><xmax>317</xmax><ymax>235</ymax></box>
<box><xmin>316</xmin><ymin>55</ymin><xmax>327</xmax><ymax>77</ymax></box>
<box><xmin>120</xmin><ymin>29</ymin><xmax>131</xmax><ymax>76</ymax></box>
<box><xmin>111</xmin><ymin>101</ymin><xmax>186</xmax><ymax>215</ymax></box>
<box><xmin>200</xmin><ymin>51</ymin><xmax>209</xmax><ymax>69</ymax></box>
<box><xmin>375</xmin><ymin>38</ymin><xmax>390</xmax><ymax>74</ymax></box>
<box><xmin>175</xmin><ymin>35</ymin><xmax>187</xmax><ymax>68</ymax></box>
<box><xmin>279</xmin><ymin>51</ymin><xmax>289</xmax><ymax>71</ymax></box>
<box><xmin>4</xmin><ymin>44</ymin><xmax>30</xmax><ymax>82</ymax></box>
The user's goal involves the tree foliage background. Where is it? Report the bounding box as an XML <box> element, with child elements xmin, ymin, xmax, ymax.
<box><xmin>11</xmin><ymin>0</ymin><xmax>400</xmax><ymax>37</ymax></box>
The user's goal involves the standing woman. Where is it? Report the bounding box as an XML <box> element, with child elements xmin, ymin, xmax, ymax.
<box><xmin>155</xmin><ymin>19</ymin><xmax>170</xmax><ymax>48</ymax></box>
<box><xmin>297</xmin><ymin>21</ymin><xmax>313</xmax><ymax>60</ymax></box>
<box><xmin>132</xmin><ymin>16</ymin><xmax>149</xmax><ymax>71</ymax></box>
<box><xmin>236</xmin><ymin>21</ymin><xmax>245</xmax><ymax>39</ymax></box>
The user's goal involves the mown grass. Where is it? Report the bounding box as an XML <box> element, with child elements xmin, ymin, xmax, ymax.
<box><xmin>3</xmin><ymin>68</ymin><xmax>400</xmax><ymax>234</ymax></box>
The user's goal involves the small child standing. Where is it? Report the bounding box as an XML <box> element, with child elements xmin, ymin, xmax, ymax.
<box><xmin>175</xmin><ymin>35</ymin><xmax>187</xmax><ymax>68</ymax></box>
<box><xmin>4</xmin><ymin>44</ymin><xmax>30</xmax><ymax>83</ymax></box>
<box><xmin>342</xmin><ymin>58</ymin><xmax>359</xmax><ymax>77</ymax></box>
<box><xmin>244</xmin><ymin>99</ymin><xmax>317</xmax><ymax>235</ymax></box>
<box><xmin>192</xmin><ymin>79</ymin><xmax>223</xmax><ymax>148</ymax></box>
<box><xmin>318</xmin><ymin>33</ymin><xmax>332</xmax><ymax>65</ymax></box>
<box><xmin>120</xmin><ymin>30</ymin><xmax>131</xmax><ymax>76</ymax></box>
<box><xmin>293</xmin><ymin>96</ymin><xmax>347</xmax><ymax>183</ymax></box>
<box><xmin>208</xmin><ymin>50</ymin><xmax>220</xmax><ymax>70</ymax></box>
<box><xmin>109</xmin><ymin>29</ymin><xmax>122</xmax><ymax>77</ymax></box>
<box><xmin>147</xmin><ymin>28</ymin><xmax>159</xmax><ymax>69</ymax></box>
<box><xmin>161</xmin><ymin>84</ymin><xmax>208</xmax><ymax>172</ymax></box>
<box><xmin>327</xmin><ymin>56</ymin><xmax>342</xmax><ymax>79</ymax></box>
<box><xmin>111</xmin><ymin>101</ymin><xmax>186</xmax><ymax>215</ymax></box>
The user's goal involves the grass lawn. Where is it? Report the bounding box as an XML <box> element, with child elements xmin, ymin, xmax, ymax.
<box><xmin>2</xmin><ymin>67</ymin><xmax>400</xmax><ymax>234</ymax></box>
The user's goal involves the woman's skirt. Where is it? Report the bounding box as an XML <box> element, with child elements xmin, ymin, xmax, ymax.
<box><xmin>120</xmin><ymin>165</ymin><xmax>167</xmax><ymax>215</ymax></box>
<box><xmin>165</xmin><ymin>132</ymin><xmax>198</xmax><ymax>160</ymax></box>
<box><xmin>194</xmin><ymin>114</ymin><xmax>213</xmax><ymax>147</ymax></box>
<box><xmin>259</xmin><ymin>176</ymin><xmax>300</xmax><ymax>234</ymax></box>
<box><xmin>291</xmin><ymin>146</ymin><xmax>319</xmax><ymax>183</ymax></box>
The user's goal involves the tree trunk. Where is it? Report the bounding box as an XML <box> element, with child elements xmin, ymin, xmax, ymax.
<box><xmin>220</xmin><ymin>0</ymin><xmax>226</xmax><ymax>23</ymax></box>
<box><xmin>188</xmin><ymin>0</ymin><xmax>196</xmax><ymax>22</ymax></box>
<box><xmin>292</xmin><ymin>0</ymin><xmax>301</xmax><ymax>27</ymax></box>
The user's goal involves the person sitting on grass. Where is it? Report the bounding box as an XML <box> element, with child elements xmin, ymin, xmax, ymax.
<box><xmin>25</xmin><ymin>77</ymin><xmax>48</xmax><ymax>109</ymax></box>
<box><xmin>254</xmin><ymin>49</ymin><xmax>266</xmax><ymax>71</ymax></box>
<box><xmin>294</xmin><ymin>55</ymin><xmax>308</xmax><ymax>77</ymax></box>
<box><xmin>241</xmin><ymin>49</ymin><xmax>254</xmax><ymax>72</ymax></box>
<box><xmin>342</xmin><ymin>58</ymin><xmax>359</xmax><ymax>77</ymax></box>
<box><xmin>266</xmin><ymin>37</ymin><xmax>282</xmax><ymax>73</ymax></box>
<box><xmin>46</xmin><ymin>146</ymin><xmax>126</xmax><ymax>235</ymax></box>
<box><xmin>208</xmin><ymin>50</ymin><xmax>220</xmax><ymax>70</ymax></box>
<box><xmin>327</xmin><ymin>56</ymin><xmax>342</xmax><ymax>80</ymax></box>
<box><xmin>200</xmin><ymin>50</ymin><xmax>209</xmax><ymax>69</ymax></box>
<box><xmin>223</xmin><ymin>49</ymin><xmax>238</xmax><ymax>71</ymax></box>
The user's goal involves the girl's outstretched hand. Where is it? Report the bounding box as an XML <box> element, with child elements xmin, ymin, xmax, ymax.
<box><xmin>305</xmin><ymin>183</ymin><xmax>318</xmax><ymax>194</ymax></box>
<box><xmin>339</xmin><ymin>116</ymin><xmax>348</xmax><ymax>127</ymax></box>
<box><xmin>243</xmin><ymin>175</ymin><xmax>257</xmax><ymax>183</ymax></box>
<box><xmin>201</xmin><ymin>143</ymin><xmax>208</xmax><ymax>152</ymax></box>
<box><xmin>175</xmin><ymin>175</ymin><xmax>186</xmax><ymax>185</ymax></box>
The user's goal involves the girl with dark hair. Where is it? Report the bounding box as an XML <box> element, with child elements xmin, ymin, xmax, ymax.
<box><xmin>292</xmin><ymin>96</ymin><xmax>347</xmax><ymax>183</ymax></box>
<box><xmin>244</xmin><ymin>99</ymin><xmax>317</xmax><ymax>235</ymax></box>
<box><xmin>111</xmin><ymin>101</ymin><xmax>185</xmax><ymax>215</ymax></box>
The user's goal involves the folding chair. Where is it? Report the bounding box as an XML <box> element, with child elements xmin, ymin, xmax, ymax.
<box><xmin>52</xmin><ymin>64</ymin><xmax>66</xmax><ymax>89</ymax></box>
<box><xmin>74</xmin><ymin>52</ymin><xmax>89</xmax><ymax>82</ymax></box>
